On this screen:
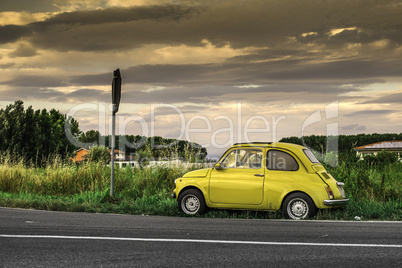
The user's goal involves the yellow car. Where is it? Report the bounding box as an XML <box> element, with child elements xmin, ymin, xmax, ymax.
<box><xmin>173</xmin><ymin>142</ymin><xmax>349</xmax><ymax>219</ymax></box>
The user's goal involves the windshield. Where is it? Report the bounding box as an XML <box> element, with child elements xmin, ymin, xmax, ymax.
<box><xmin>303</xmin><ymin>149</ymin><xmax>320</xmax><ymax>163</ymax></box>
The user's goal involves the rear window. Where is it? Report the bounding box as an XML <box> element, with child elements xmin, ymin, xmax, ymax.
<box><xmin>303</xmin><ymin>149</ymin><xmax>320</xmax><ymax>163</ymax></box>
<box><xmin>267</xmin><ymin>150</ymin><xmax>299</xmax><ymax>171</ymax></box>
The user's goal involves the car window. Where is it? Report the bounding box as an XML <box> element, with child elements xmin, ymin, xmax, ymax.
<box><xmin>267</xmin><ymin>150</ymin><xmax>298</xmax><ymax>171</ymax></box>
<box><xmin>303</xmin><ymin>149</ymin><xmax>320</xmax><ymax>163</ymax></box>
<box><xmin>221</xmin><ymin>149</ymin><xmax>263</xmax><ymax>169</ymax></box>
<box><xmin>221</xmin><ymin>150</ymin><xmax>237</xmax><ymax>168</ymax></box>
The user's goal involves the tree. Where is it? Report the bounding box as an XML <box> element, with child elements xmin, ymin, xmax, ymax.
<box><xmin>78</xmin><ymin>130</ymin><xmax>101</xmax><ymax>145</ymax></box>
<box><xmin>87</xmin><ymin>146</ymin><xmax>110</xmax><ymax>164</ymax></box>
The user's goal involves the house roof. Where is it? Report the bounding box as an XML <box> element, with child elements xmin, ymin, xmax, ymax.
<box><xmin>75</xmin><ymin>148</ymin><xmax>89</xmax><ymax>153</ymax></box>
<box><xmin>354</xmin><ymin>141</ymin><xmax>402</xmax><ymax>151</ymax></box>
<box><xmin>75</xmin><ymin>148</ymin><xmax>125</xmax><ymax>154</ymax></box>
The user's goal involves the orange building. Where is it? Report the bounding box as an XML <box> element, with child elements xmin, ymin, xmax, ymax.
<box><xmin>72</xmin><ymin>148</ymin><xmax>90</xmax><ymax>162</ymax></box>
<box><xmin>72</xmin><ymin>148</ymin><xmax>126</xmax><ymax>162</ymax></box>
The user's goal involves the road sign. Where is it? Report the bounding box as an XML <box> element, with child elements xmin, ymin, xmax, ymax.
<box><xmin>112</xmin><ymin>68</ymin><xmax>121</xmax><ymax>113</ymax></box>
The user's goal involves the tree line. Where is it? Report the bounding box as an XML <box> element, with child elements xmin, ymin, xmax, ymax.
<box><xmin>280</xmin><ymin>133</ymin><xmax>402</xmax><ymax>163</ymax></box>
<box><xmin>0</xmin><ymin>100</ymin><xmax>207</xmax><ymax>165</ymax></box>
<box><xmin>78</xmin><ymin>130</ymin><xmax>207</xmax><ymax>161</ymax></box>
<box><xmin>0</xmin><ymin>100</ymin><xmax>80</xmax><ymax>165</ymax></box>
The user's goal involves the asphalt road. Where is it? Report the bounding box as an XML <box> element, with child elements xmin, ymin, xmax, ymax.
<box><xmin>0</xmin><ymin>207</ymin><xmax>401</xmax><ymax>267</ymax></box>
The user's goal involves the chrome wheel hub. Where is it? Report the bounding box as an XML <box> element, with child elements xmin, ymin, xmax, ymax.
<box><xmin>288</xmin><ymin>198</ymin><xmax>308</xmax><ymax>219</ymax></box>
<box><xmin>183</xmin><ymin>195</ymin><xmax>199</xmax><ymax>214</ymax></box>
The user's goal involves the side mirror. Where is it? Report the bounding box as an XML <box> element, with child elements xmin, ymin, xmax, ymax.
<box><xmin>214</xmin><ymin>163</ymin><xmax>224</xmax><ymax>170</ymax></box>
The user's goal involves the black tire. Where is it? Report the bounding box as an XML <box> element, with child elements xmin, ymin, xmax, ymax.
<box><xmin>178</xmin><ymin>189</ymin><xmax>207</xmax><ymax>215</ymax></box>
<box><xmin>282</xmin><ymin>193</ymin><xmax>316</xmax><ymax>220</ymax></box>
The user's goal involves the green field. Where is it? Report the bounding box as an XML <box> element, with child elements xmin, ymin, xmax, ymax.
<box><xmin>0</xmin><ymin>154</ymin><xmax>400</xmax><ymax>221</ymax></box>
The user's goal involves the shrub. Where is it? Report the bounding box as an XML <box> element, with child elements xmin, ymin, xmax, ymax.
<box><xmin>363</xmin><ymin>150</ymin><xmax>399</xmax><ymax>166</ymax></box>
<box><xmin>87</xmin><ymin>146</ymin><xmax>110</xmax><ymax>164</ymax></box>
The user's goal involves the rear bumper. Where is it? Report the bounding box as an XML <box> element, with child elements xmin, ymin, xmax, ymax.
<box><xmin>324</xmin><ymin>198</ymin><xmax>349</xmax><ymax>206</ymax></box>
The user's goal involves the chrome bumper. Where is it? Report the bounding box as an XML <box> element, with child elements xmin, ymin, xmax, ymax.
<box><xmin>324</xmin><ymin>199</ymin><xmax>349</xmax><ymax>206</ymax></box>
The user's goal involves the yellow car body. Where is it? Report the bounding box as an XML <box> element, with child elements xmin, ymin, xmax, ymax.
<box><xmin>173</xmin><ymin>142</ymin><xmax>349</xmax><ymax>219</ymax></box>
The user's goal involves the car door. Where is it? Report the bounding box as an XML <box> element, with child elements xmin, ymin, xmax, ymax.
<box><xmin>209</xmin><ymin>148</ymin><xmax>264</xmax><ymax>205</ymax></box>
<box><xmin>264</xmin><ymin>149</ymin><xmax>305</xmax><ymax>207</ymax></box>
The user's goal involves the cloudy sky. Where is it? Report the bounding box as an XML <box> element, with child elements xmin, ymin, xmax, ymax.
<box><xmin>0</xmin><ymin>0</ymin><xmax>401</xmax><ymax>156</ymax></box>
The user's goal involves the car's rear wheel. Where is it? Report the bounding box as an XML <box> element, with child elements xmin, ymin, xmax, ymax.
<box><xmin>178</xmin><ymin>189</ymin><xmax>207</xmax><ymax>215</ymax></box>
<box><xmin>282</xmin><ymin>193</ymin><xmax>316</xmax><ymax>220</ymax></box>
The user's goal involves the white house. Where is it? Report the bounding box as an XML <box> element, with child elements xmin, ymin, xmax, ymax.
<box><xmin>354</xmin><ymin>141</ymin><xmax>402</xmax><ymax>160</ymax></box>
<box><xmin>109</xmin><ymin>149</ymin><xmax>125</xmax><ymax>161</ymax></box>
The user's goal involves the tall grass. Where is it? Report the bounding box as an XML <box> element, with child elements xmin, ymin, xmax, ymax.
<box><xmin>0</xmin><ymin>152</ymin><xmax>188</xmax><ymax>198</ymax></box>
<box><xmin>0</xmin><ymin>153</ymin><xmax>192</xmax><ymax>216</ymax></box>
<box><xmin>326</xmin><ymin>159</ymin><xmax>401</xmax><ymax>202</ymax></box>
<box><xmin>0</xmin><ymin>152</ymin><xmax>401</xmax><ymax>220</ymax></box>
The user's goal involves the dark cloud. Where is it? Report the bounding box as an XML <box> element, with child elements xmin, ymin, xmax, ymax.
<box><xmin>362</xmin><ymin>92</ymin><xmax>402</xmax><ymax>104</ymax></box>
<box><xmin>57</xmin><ymin>88</ymin><xmax>109</xmax><ymax>103</ymax></box>
<box><xmin>0</xmin><ymin>62</ymin><xmax>15</xmax><ymax>69</ymax></box>
<box><xmin>265</xmin><ymin>60</ymin><xmax>402</xmax><ymax>82</ymax></box>
<box><xmin>1</xmin><ymin>79</ymin><xmax>353</xmax><ymax>105</ymax></box>
<box><xmin>0</xmin><ymin>25</ymin><xmax>32</xmax><ymax>44</ymax></box>
<box><xmin>296</xmin><ymin>27</ymin><xmax>401</xmax><ymax>47</ymax></box>
<box><xmin>0</xmin><ymin>5</ymin><xmax>205</xmax><ymax>50</ymax></box>
<box><xmin>340</xmin><ymin>124</ymin><xmax>366</xmax><ymax>131</ymax></box>
<box><xmin>40</xmin><ymin>4</ymin><xmax>200</xmax><ymax>26</ymax></box>
<box><xmin>2</xmin><ymin>0</ymin><xmax>401</xmax><ymax>52</ymax></box>
<box><xmin>149</xmin><ymin>105</ymin><xmax>209</xmax><ymax>116</ymax></box>
<box><xmin>1</xmin><ymin>86</ymin><xmax>108</xmax><ymax>103</ymax></box>
<box><xmin>69</xmin><ymin>58</ymin><xmax>399</xmax><ymax>90</ymax></box>
<box><xmin>120</xmin><ymin>86</ymin><xmax>236</xmax><ymax>104</ymax></box>
<box><xmin>329</xmin><ymin>29</ymin><xmax>370</xmax><ymax>44</ymax></box>
<box><xmin>247</xmin><ymin>84</ymin><xmax>355</xmax><ymax>95</ymax></box>
<box><xmin>0</xmin><ymin>0</ymin><xmax>58</xmax><ymax>12</ymax></box>
<box><xmin>98</xmin><ymin>83</ymin><xmax>356</xmax><ymax>105</ymax></box>
<box><xmin>0</xmin><ymin>75</ymin><xmax>66</xmax><ymax>87</ymax></box>
<box><xmin>9</xmin><ymin>44</ymin><xmax>38</xmax><ymax>58</ymax></box>
<box><xmin>344</xmin><ymin>109</ymin><xmax>395</xmax><ymax>117</ymax></box>
<box><xmin>0</xmin><ymin>87</ymin><xmax>63</xmax><ymax>102</ymax></box>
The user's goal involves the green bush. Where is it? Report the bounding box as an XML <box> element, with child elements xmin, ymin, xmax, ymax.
<box><xmin>87</xmin><ymin>146</ymin><xmax>110</xmax><ymax>164</ymax></box>
<box><xmin>363</xmin><ymin>150</ymin><xmax>399</xmax><ymax>166</ymax></box>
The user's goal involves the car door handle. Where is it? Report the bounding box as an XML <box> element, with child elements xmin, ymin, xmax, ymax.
<box><xmin>254</xmin><ymin>174</ymin><xmax>264</xmax><ymax>177</ymax></box>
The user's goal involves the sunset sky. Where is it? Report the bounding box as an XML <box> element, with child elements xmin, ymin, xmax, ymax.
<box><xmin>1</xmin><ymin>0</ymin><xmax>401</xmax><ymax>157</ymax></box>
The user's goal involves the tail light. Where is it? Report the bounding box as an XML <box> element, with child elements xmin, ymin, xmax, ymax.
<box><xmin>326</xmin><ymin>186</ymin><xmax>334</xmax><ymax>200</ymax></box>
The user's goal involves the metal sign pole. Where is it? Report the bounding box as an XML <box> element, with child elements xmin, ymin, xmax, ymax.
<box><xmin>111</xmin><ymin>69</ymin><xmax>121</xmax><ymax>198</ymax></box>
<box><xmin>111</xmin><ymin>106</ymin><xmax>116</xmax><ymax>197</ymax></box>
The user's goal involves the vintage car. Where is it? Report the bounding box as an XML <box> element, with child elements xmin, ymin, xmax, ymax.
<box><xmin>173</xmin><ymin>142</ymin><xmax>349</xmax><ymax>219</ymax></box>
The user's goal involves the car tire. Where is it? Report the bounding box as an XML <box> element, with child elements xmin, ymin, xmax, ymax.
<box><xmin>178</xmin><ymin>189</ymin><xmax>207</xmax><ymax>215</ymax></box>
<box><xmin>282</xmin><ymin>193</ymin><xmax>316</xmax><ymax>220</ymax></box>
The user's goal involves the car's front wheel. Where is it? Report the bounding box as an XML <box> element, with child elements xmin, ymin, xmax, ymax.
<box><xmin>282</xmin><ymin>193</ymin><xmax>316</xmax><ymax>220</ymax></box>
<box><xmin>178</xmin><ymin>189</ymin><xmax>207</xmax><ymax>215</ymax></box>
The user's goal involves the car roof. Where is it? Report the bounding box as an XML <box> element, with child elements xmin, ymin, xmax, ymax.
<box><xmin>232</xmin><ymin>142</ymin><xmax>306</xmax><ymax>150</ymax></box>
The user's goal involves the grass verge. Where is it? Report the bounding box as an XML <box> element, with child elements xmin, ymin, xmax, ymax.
<box><xmin>1</xmin><ymin>191</ymin><xmax>400</xmax><ymax>221</ymax></box>
<box><xmin>0</xmin><ymin>155</ymin><xmax>401</xmax><ymax>221</ymax></box>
